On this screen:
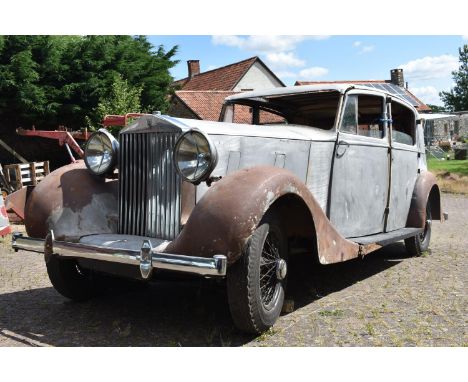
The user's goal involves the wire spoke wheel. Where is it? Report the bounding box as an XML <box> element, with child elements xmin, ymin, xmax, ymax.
<box><xmin>259</xmin><ymin>231</ymin><xmax>281</xmax><ymax>308</ymax></box>
<box><xmin>227</xmin><ymin>212</ymin><xmax>288</xmax><ymax>334</ymax></box>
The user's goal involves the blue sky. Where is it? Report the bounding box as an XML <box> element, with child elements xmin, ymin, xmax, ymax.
<box><xmin>148</xmin><ymin>35</ymin><xmax>468</xmax><ymax>106</ymax></box>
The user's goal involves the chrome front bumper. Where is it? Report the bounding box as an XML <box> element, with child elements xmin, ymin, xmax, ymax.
<box><xmin>12</xmin><ymin>232</ymin><xmax>227</xmax><ymax>279</ymax></box>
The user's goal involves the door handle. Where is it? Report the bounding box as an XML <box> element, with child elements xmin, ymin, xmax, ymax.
<box><xmin>336</xmin><ymin>140</ymin><xmax>350</xmax><ymax>158</ymax></box>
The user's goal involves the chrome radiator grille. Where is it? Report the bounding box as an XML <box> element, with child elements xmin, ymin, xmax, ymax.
<box><xmin>118</xmin><ymin>132</ymin><xmax>181</xmax><ymax>240</ymax></box>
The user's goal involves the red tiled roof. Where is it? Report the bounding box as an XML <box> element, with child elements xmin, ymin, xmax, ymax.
<box><xmin>175</xmin><ymin>91</ymin><xmax>238</xmax><ymax>121</ymax></box>
<box><xmin>174</xmin><ymin>56</ymin><xmax>285</xmax><ymax>91</ymax></box>
<box><xmin>174</xmin><ymin>57</ymin><xmax>257</xmax><ymax>91</ymax></box>
<box><xmin>404</xmin><ymin>89</ymin><xmax>432</xmax><ymax>112</ymax></box>
<box><xmin>174</xmin><ymin>91</ymin><xmax>285</xmax><ymax>124</ymax></box>
<box><xmin>295</xmin><ymin>80</ymin><xmax>431</xmax><ymax>112</ymax></box>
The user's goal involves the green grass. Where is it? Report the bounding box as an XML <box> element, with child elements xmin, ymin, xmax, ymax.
<box><xmin>427</xmin><ymin>158</ymin><xmax>468</xmax><ymax>177</ymax></box>
<box><xmin>318</xmin><ymin>309</ymin><xmax>344</xmax><ymax>317</ymax></box>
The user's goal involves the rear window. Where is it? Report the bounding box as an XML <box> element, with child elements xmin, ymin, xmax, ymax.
<box><xmin>392</xmin><ymin>101</ymin><xmax>415</xmax><ymax>145</ymax></box>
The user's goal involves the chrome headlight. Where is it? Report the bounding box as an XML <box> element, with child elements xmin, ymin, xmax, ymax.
<box><xmin>84</xmin><ymin>129</ymin><xmax>119</xmax><ymax>176</ymax></box>
<box><xmin>173</xmin><ymin>129</ymin><xmax>218</xmax><ymax>184</ymax></box>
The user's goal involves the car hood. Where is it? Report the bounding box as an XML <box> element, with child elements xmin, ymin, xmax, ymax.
<box><xmin>168</xmin><ymin>116</ymin><xmax>337</xmax><ymax>142</ymax></box>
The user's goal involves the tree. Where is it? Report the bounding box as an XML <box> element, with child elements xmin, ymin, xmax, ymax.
<box><xmin>87</xmin><ymin>74</ymin><xmax>142</xmax><ymax>134</ymax></box>
<box><xmin>426</xmin><ymin>104</ymin><xmax>447</xmax><ymax>113</ymax></box>
<box><xmin>0</xmin><ymin>36</ymin><xmax>178</xmax><ymax>132</ymax></box>
<box><xmin>440</xmin><ymin>45</ymin><xmax>468</xmax><ymax>112</ymax></box>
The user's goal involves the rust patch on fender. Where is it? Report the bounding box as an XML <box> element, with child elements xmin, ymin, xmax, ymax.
<box><xmin>24</xmin><ymin>160</ymin><xmax>118</xmax><ymax>240</ymax></box>
<box><xmin>406</xmin><ymin>171</ymin><xmax>443</xmax><ymax>228</ymax></box>
<box><xmin>166</xmin><ymin>166</ymin><xmax>360</xmax><ymax>265</ymax></box>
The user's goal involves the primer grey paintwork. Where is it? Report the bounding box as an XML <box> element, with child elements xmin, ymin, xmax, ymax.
<box><xmin>171</xmin><ymin>117</ymin><xmax>337</xmax><ymax>207</ymax></box>
<box><xmin>387</xmin><ymin>142</ymin><xmax>419</xmax><ymax>231</ymax></box>
<box><xmin>305</xmin><ymin>141</ymin><xmax>335</xmax><ymax>211</ymax></box>
<box><xmin>166</xmin><ymin>84</ymin><xmax>424</xmax><ymax>241</ymax></box>
<box><xmin>329</xmin><ymin>133</ymin><xmax>389</xmax><ymax>237</ymax></box>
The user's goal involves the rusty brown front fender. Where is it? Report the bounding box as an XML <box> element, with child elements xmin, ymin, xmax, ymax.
<box><xmin>167</xmin><ymin>166</ymin><xmax>360</xmax><ymax>265</ymax></box>
<box><xmin>406</xmin><ymin>170</ymin><xmax>443</xmax><ymax>228</ymax></box>
<box><xmin>24</xmin><ymin>160</ymin><xmax>118</xmax><ymax>240</ymax></box>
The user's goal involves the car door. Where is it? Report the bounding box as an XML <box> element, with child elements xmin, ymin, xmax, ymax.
<box><xmin>329</xmin><ymin>92</ymin><xmax>390</xmax><ymax>238</ymax></box>
<box><xmin>386</xmin><ymin>99</ymin><xmax>420</xmax><ymax>231</ymax></box>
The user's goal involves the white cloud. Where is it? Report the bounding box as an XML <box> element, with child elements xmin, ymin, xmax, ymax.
<box><xmin>275</xmin><ymin>71</ymin><xmax>297</xmax><ymax>79</ymax></box>
<box><xmin>211</xmin><ymin>35</ymin><xmax>329</xmax><ymax>53</ymax></box>
<box><xmin>207</xmin><ymin>65</ymin><xmax>218</xmax><ymax>71</ymax></box>
<box><xmin>463</xmin><ymin>35</ymin><xmax>468</xmax><ymax>40</ymax></box>
<box><xmin>359</xmin><ymin>45</ymin><xmax>375</xmax><ymax>54</ymax></box>
<box><xmin>399</xmin><ymin>54</ymin><xmax>458</xmax><ymax>81</ymax></box>
<box><xmin>265</xmin><ymin>52</ymin><xmax>305</xmax><ymax>69</ymax></box>
<box><xmin>212</xmin><ymin>35</ymin><xmax>330</xmax><ymax>77</ymax></box>
<box><xmin>298</xmin><ymin>66</ymin><xmax>329</xmax><ymax>79</ymax></box>
<box><xmin>211</xmin><ymin>35</ymin><xmax>244</xmax><ymax>48</ymax></box>
<box><xmin>409</xmin><ymin>85</ymin><xmax>442</xmax><ymax>105</ymax></box>
<box><xmin>353</xmin><ymin>41</ymin><xmax>374</xmax><ymax>54</ymax></box>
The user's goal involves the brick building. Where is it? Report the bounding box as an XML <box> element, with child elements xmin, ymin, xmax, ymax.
<box><xmin>168</xmin><ymin>57</ymin><xmax>284</xmax><ymax>122</ymax></box>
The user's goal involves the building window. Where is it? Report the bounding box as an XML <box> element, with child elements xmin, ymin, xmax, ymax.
<box><xmin>454</xmin><ymin>120</ymin><xmax>460</xmax><ymax>135</ymax></box>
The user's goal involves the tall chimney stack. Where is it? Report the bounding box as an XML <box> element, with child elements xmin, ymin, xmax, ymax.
<box><xmin>390</xmin><ymin>68</ymin><xmax>405</xmax><ymax>88</ymax></box>
<box><xmin>187</xmin><ymin>60</ymin><xmax>200</xmax><ymax>78</ymax></box>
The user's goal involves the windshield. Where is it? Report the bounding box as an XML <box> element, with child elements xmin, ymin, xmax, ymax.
<box><xmin>223</xmin><ymin>91</ymin><xmax>341</xmax><ymax>130</ymax></box>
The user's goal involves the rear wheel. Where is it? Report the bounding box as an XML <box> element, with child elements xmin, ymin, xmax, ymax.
<box><xmin>227</xmin><ymin>213</ymin><xmax>288</xmax><ymax>334</ymax></box>
<box><xmin>405</xmin><ymin>201</ymin><xmax>432</xmax><ymax>256</ymax></box>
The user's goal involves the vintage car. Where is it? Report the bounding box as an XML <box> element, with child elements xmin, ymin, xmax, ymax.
<box><xmin>12</xmin><ymin>84</ymin><xmax>445</xmax><ymax>334</ymax></box>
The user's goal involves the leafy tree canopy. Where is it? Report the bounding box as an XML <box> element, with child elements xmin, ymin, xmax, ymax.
<box><xmin>440</xmin><ymin>45</ymin><xmax>468</xmax><ymax>112</ymax></box>
<box><xmin>87</xmin><ymin>73</ymin><xmax>143</xmax><ymax>134</ymax></box>
<box><xmin>0</xmin><ymin>35</ymin><xmax>178</xmax><ymax>131</ymax></box>
<box><xmin>426</xmin><ymin>104</ymin><xmax>447</xmax><ymax>113</ymax></box>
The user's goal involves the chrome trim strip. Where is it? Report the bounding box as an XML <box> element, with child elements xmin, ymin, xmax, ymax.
<box><xmin>12</xmin><ymin>232</ymin><xmax>227</xmax><ymax>278</ymax></box>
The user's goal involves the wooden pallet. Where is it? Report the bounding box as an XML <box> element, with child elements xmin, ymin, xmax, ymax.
<box><xmin>3</xmin><ymin>161</ymin><xmax>50</xmax><ymax>190</ymax></box>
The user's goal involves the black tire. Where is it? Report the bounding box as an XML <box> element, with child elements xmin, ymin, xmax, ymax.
<box><xmin>1</xmin><ymin>189</ymin><xmax>9</xmax><ymax>200</ymax></box>
<box><xmin>405</xmin><ymin>201</ymin><xmax>432</xmax><ymax>257</ymax></box>
<box><xmin>227</xmin><ymin>213</ymin><xmax>288</xmax><ymax>334</ymax></box>
<box><xmin>45</xmin><ymin>255</ymin><xmax>99</xmax><ymax>302</ymax></box>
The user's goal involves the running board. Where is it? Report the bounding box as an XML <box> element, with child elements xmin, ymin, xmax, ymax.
<box><xmin>349</xmin><ymin>227</ymin><xmax>424</xmax><ymax>246</ymax></box>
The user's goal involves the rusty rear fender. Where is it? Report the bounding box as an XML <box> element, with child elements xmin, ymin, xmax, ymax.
<box><xmin>167</xmin><ymin>166</ymin><xmax>360</xmax><ymax>265</ymax></box>
<box><xmin>406</xmin><ymin>170</ymin><xmax>443</xmax><ymax>228</ymax></box>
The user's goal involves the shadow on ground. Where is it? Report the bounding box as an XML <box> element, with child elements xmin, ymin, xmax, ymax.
<box><xmin>0</xmin><ymin>243</ymin><xmax>411</xmax><ymax>347</ymax></box>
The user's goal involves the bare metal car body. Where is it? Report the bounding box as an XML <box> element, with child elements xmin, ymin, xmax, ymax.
<box><xmin>12</xmin><ymin>84</ymin><xmax>444</xmax><ymax>333</ymax></box>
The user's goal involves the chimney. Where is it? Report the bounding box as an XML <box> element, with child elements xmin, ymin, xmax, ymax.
<box><xmin>390</xmin><ymin>68</ymin><xmax>405</xmax><ymax>88</ymax></box>
<box><xmin>187</xmin><ymin>60</ymin><xmax>200</xmax><ymax>78</ymax></box>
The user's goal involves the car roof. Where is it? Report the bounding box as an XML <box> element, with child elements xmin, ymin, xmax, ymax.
<box><xmin>225</xmin><ymin>84</ymin><xmax>352</xmax><ymax>100</ymax></box>
<box><xmin>225</xmin><ymin>84</ymin><xmax>416</xmax><ymax>110</ymax></box>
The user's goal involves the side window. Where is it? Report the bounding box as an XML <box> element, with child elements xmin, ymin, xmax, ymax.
<box><xmin>357</xmin><ymin>95</ymin><xmax>385</xmax><ymax>139</ymax></box>
<box><xmin>341</xmin><ymin>94</ymin><xmax>384</xmax><ymax>138</ymax></box>
<box><xmin>341</xmin><ymin>95</ymin><xmax>358</xmax><ymax>134</ymax></box>
<box><xmin>391</xmin><ymin>102</ymin><xmax>415</xmax><ymax>145</ymax></box>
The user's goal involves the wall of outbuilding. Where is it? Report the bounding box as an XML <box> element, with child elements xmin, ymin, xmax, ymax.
<box><xmin>424</xmin><ymin>113</ymin><xmax>468</xmax><ymax>144</ymax></box>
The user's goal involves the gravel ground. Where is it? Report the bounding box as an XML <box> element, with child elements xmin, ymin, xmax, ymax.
<box><xmin>0</xmin><ymin>193</ymin><xmax>466</xmax><ymax>347</ymax></box>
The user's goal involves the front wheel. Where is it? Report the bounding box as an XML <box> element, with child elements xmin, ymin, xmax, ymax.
<box><xmin>46</xmin><ymin>256</ymin><xmax>99</xmax><ymax>302</ymax></box>
<box><xmin>227</xmin><ymin>213</ymin><xmax>288</xmax><ymax>334</ymax></box>
<box><xmin>405</xmin><ymin>201</ymin><xmax>432</xmax><ymax>256</ymax></box>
